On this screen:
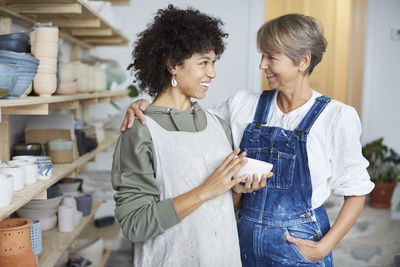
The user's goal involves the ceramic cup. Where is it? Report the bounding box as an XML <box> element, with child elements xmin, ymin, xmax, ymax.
<box><xmin>35</xmin><ymin>159</ymin><xmax>52</xmax><ymax>180</ymax></box>
<box><xmin>7</xmin><ymin>161</ymin><xmax>38</xmax><ymax>185</ymax></box>
<box><xmin>75</xmin><ymin>194</ymin><xmax>92</xmax><ymax>216</ymax></box>
<box><xmin>0</xmin><ymin>166</ymin><xmax>24</xmax><ymax>191</ymax></box>
<box><xmin>0</xmin><ymin>173</ymin><xmax>13</xmax><ymax>207</ymax></box>
<box><xmin>58</xmin><ymin>205</ymin><xmax>75</xmax><ymax>232</ymax></box>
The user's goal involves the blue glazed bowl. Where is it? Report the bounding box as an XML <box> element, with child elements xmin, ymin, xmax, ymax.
<box><xmin>0</xmin><ymin>38</ymin><xmax>30</xmax><ymax>53</ymax></box>
<box><xmin>0</xmin><ymin>50</ymin><xmax>39</xmax><ymax>65</ymax></box>
<box><xmin>0</xmin><ymin>73</ymin><xmax>17</xmax><ymax>98</ymax></box>
<box><xmin>0</xmin><ymin>33</ymin><xmax>29</xmax><ymax>40</ymax></box>
<box><xmin>35</xmin><ymin>159</ymin><xmax>52</xmax><ymax>180</ymax></box>
<box><xmin>0</xmin><ymin>62</ymin><xmax>17</xmax><ymax>73</ymax></box>
<box><xmin>3</xmin><ymin>71</ymin><xmax>37</xmax><ymax>99</ymax></box>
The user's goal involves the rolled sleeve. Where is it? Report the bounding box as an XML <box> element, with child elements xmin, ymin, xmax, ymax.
<box><xmin>112</xmin><ymin>126</ymin><xmax>180</xmax><ymax>243</ymax></box>
<box><xmin>330</xmin><ymin>106</ymin><xmax>375</xmax><ymax>196</ymax></box>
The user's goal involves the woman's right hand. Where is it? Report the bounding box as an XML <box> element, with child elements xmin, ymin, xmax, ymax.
<box><xmin>120</xmin><ymin>99</ymin><xmax>150</xmax><ymax>132</ymax></box>
<box><xmin>198</xmin><ymin>149</ymin><xmax>248</xmax><ymax>201</ymax></box>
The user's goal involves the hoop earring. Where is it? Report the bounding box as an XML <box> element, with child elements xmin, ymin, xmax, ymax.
<box><xmin>171</xmin><ymin>76</ymin><xmax>177</xmax><ymax>87</ymax></box>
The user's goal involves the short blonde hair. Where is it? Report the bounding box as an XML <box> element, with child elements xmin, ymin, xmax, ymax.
<box><xmin>257</xmin><ymin>13</ymin><xmax>327</xmax><ymax>75</ymax></box>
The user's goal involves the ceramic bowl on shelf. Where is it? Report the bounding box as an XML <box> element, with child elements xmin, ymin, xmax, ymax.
<box><xmin>57</xmin><ymin>179</ymin><xmax>81</xmax><ymax>194</ymax></box>
<box><xmin>37</xmin><ymin>56</ymin><xmax>57</xmax><ymax>74</ymax></box>
<box><xmin>12</xmin><ymin>143</ymin><xmax>42</xmax><ymax>157</ymax></box>
<box><xmin>23</xmin><ymin>192</ymin><xmax>63</xmax><ymax>210</ymax></box>
<box><xmin>7</xmin><ymin>161</ymin><xmax>38</xmax><ymax>185</ymax></box>
<box><xmin>57</xmin><ymin>80</ymin><xmax>78</xmax><ymax>95</ymax></box>
<box><xmin>0</xmin><ymin>32</ymin><xmax>30</xmax><ymax>53</ymax></box>
<box><xmin>0</xmin><ymin>173</ymin><xmax>13</xmax><ymax>207</ymax></box>
<box><xmin>33</xmin><ymin>73</ymin><xmax>57</xmax><ymax>97</ymax></box>
<box><xmin>0</xmin><ymin>73</ymin><xmax>17</xmax><ymax>98</ymax></box>
<box><xmin>16</xmin><ymin>207</ymin><xmax>57</xmax><ymax>219</ymax></box>
<box><xmin>38</xmin><ymin>215</ymin><xmax>57</xmax><ymax>231</ymax></box>
<box><xmin>34</xmin><ymin>27</ymin><xmax>59</xmax><ymax>44</ymax></box>
<box><xmin>32</xmin><ymin>42</ymin><xmax>58</xmax><ymax>58</ymax></box>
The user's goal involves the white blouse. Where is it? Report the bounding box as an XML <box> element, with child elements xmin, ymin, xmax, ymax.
<box><xmin>211</xmin><ymin>90</ymin><xmax>374</xmax><ymax>208</ymax></box>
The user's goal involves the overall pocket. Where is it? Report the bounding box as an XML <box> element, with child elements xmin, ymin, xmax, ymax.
<box><xmin>245</xmin><ymin>147</ymin><xmax>296</xmax><ymax>190</ymax></box>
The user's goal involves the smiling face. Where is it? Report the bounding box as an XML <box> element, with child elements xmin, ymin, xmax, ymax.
<box><xmin>259</xmin><ymin>51</ymin><xmax>303</xmax><ymax>91</ymax></box>
<box><xmin>172</xmin><ymin>50</ymin><xmax>217</xmax><ymax>99</ymax></box>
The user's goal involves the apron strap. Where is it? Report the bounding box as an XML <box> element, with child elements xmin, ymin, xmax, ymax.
<box><xmin>294</xmin><ymin>95</ymin><xmax>331</xmax><ymax>136</ymax></box>
<box><xmin>253</xmin><ymin>90</ymin><xmax>275</xmax><ymax>129</ymax></box>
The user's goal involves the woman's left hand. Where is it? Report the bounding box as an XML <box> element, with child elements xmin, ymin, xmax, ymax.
<box><xmin>232</xmin><ymin>172</ymin><xmax>272</xmax><ymax>193</ymax></box>
<box><xmin>285</xmin><ymin>234</ymin><xmax>327</xmax><ymax>262</ymax></box>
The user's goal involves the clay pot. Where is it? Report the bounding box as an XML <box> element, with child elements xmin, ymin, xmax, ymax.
<box><xmin>369</xmin><ymin>182</ymin><xmax>397</xmax><ymax>209</ymax></box>
<box><xmin>0</xmin><ymin>218</ymin><xmax>37</xmax><ymax>267</ymax></box>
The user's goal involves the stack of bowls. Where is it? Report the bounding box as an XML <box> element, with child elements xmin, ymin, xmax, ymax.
<box><xmin>31</xmin><ymin>27</ymin><xmax>58</xmax><ymax>97</ymax></box>
<box><xmin>0</xmin><ymin>63</ymin><xmax>17</xmax><ymax>98</ymax></box>
<box><xmin>0</xmin><ymin>50</ymin><xmax>39</xmax><ymax>98</ymax></box>
<box><xmin>0</xmin><ymin>33</ymin><xmax>30</xmax><ymax>53</ymax></box>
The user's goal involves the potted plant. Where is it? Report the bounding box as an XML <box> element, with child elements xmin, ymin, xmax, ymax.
<box><xmin>362</xmin><ymin>138</ymin><xmax>400</xmax><ymax>208</ymax></box>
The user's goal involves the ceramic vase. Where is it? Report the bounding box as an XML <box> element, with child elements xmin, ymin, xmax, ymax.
<box><xmin>0</xmin><ymin>218</ymin><xmax>37</xmax><ymax>267</ymax></box>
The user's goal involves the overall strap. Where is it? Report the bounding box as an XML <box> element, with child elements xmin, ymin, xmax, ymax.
<box><xmin>294</xmin><ymin>95</ymin><xmax>331</xmax><ymax>136</ymax></box>
<box><xmin>253</xmin><ymin>90</ymin><xmax>275</xmax><ymax>129</ymax></box>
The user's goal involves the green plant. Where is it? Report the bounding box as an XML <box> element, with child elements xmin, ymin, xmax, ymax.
<box><xmin>362</xmin><ymin>138</ymin><xmax>400</xmax><ymax>183</ymax></box>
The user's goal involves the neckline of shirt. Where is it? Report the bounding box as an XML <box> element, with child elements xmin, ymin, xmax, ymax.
<box><xmin>272</xmin><ymin>90</ymin><xmax>319</xmax><ymax>119</ymax></box>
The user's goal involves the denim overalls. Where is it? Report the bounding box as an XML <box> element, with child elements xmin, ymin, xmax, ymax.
<box><xmin>238</xmin><ymin>90</ymin><xmax>333</xmax><ymax>266</ymax></box>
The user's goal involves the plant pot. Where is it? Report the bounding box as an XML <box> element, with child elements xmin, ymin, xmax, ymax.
<box><xmin>369</xmin><ymin>182</ymin><xmax>397</xmax><ymax>209</ymax></box>
<box><xmin>0</xmin><ymin>218</ymin><xmax>37</xmax><ymax>267</ymax></box>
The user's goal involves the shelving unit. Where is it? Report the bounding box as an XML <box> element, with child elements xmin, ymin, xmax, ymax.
<box><xmin>0</xmin><ymin>131</ymin><xmax>119</xmax><ymax>221</ymax></box>
<box><xmin>0</xmin><ymin>0</ymin><xmax>129</xmax><ymax>47</ymax></box>
<box><xmin>0</xmin><ymin>1</ymin><xmax>129</xmax><ymax>265</ymax></box>
<box><xmin>39</xmin><ymin>200</ymin><xmax>104</xmax><ymax>266</ymax></box>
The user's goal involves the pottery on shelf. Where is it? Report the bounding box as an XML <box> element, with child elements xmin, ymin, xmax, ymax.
<box><xmin>0</xmin><ymin>218</ymin><xmax>37</xmax><ymax>267</ymax></box>
<box><xmin>0</xmin><ymin>173</ymin><xmax>13</xmax><ymax>207</ymax></box>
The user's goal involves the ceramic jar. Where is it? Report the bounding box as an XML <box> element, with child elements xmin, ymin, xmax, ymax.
<box><xmin>0</xmin><ymin>218</ymin><xmax>37</xmax><ymax>267</ymax></box>
<box><xmin>0</xmin><ymin>173</ymin><xmax>13</xmax><ymax>207</ymax></box>
<box><xmin>48</xmin><ymin>139</ymin><xmax>74</xmax><ymax>164</ymax></box>
<box><xmin>58</xmin><ymin>205</ymin><xmax>75</xmax><ymax>232</ymax></box>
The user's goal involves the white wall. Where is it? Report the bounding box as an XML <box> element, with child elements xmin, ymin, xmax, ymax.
<box><xmin>362</xmin><ymin>0</ymin><xmax>400</xmax><ymax>152</ymax></box>
<box><xmin>91</xmin><ymin>0</ymin><xmax>265</xmax><ymax>109</ymax></box>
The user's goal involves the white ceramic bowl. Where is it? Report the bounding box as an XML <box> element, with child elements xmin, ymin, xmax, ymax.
<box><xmin>32</xmin><ymin>42</ymin><xmax>58</xmax><ymax>58</ymax></box>
<box><xmin>35</xmin><ymin>27</ymin><xmax>59</xmax><ymax>43</ymax></box>
<box><xmin>57</xmin><ymin>81</ymin><xmax>78</xmax><ymax>95</ymax></box>
<box><xmin>23</xmin><ymin>193</ymin><xmax>63</xmax><ymax>210</ymax></box>
<box><xmin>33</xmin><ymin>73</ymin><xmax>57</xmax><ymax>97</ymax></box>
<box><xmin>58</xmin><ymin>181</ymin><xmax>80</xmax><ymax>194</ymax></box>
<box><xmin>70</xmin><ymin>238</ymin><xmax>104</xmax><ymax>265</ymax></box>
<box><xmin>236</xmin><ymin>157</ymin><xmax>273</xmax><ymax>182</ymax></box>
<box><xmin>16</xmin><ymin>207</ymin><xmax>57</xmax><ymax>219</ymax></box>
<box><xmin>37</xmin><ymin>56</ymin><xmax>57</xmax><ymax>74</ymax></box>
<box><xmin>39</xmin><ymin>214</ymin><xmax>57</xmax><ymax>231</ymax></box>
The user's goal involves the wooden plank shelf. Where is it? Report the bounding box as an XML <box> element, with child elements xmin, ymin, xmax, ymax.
<box><xmin>0</xmin><ymin>90</ymin><xmax>128</xmax><ymax>109</ymax></box>
<box><xmin>0</xmin><ymin>0</ymin><xmax>129</xmax><ymax>47</ymax></box>
<box><xmin>39</xmin><ymin>200</ymin><xmax>104</xmax><ymax>267</ymax></box>
<box><xmin>0</xmin><ymin>131</ymin><xmax>120</xmax><ymax>221</ymax></box>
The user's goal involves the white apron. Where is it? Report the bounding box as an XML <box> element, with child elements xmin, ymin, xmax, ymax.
<box><xmin>133</xmin><ymin>111</ymin><xmax>242</xmax><ymax>267</ymax></box>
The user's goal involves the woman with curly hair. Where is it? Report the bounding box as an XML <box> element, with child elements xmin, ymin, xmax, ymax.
<box><xmin>112</xmin><ymin>5</ymin><xmax>271</xmax><ymax>266</ymax></box>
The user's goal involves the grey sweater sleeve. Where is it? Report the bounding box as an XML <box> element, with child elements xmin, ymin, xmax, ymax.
<box><xmin>111</xmin><ymin>125</ymin><xmax>180</xmax><ymax>243</ymax></box>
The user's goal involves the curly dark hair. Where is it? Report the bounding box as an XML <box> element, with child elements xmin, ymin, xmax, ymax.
<box><xmin>127</xmin><ymin>5</ymin><xmax>228</xmax><ymax>97</ymax></box>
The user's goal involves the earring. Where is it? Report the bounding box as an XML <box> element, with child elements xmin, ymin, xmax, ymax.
<box><xmin>171</xmin><ymin>76</ymin><xmax>177</xmax><ymax>87</ymax></box>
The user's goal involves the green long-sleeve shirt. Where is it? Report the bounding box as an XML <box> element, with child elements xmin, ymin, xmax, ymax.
<box><xmin>111</xmin><ymin>102</ymin><xmax>233</xmax><ymax>243</ymax></box>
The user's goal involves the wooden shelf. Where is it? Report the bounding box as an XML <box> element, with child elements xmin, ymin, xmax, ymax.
<box><xmin>39</xmin><ymin>200</ymin><xmax>104</xmax><ymax>267</ymax></box>
<box><xmin>0</xmin><ymin>131</ymin><xmax>120</xmax><ymax>221</ymax></box>
<box><xmin>0</xmin><ymin>0</ymin><xmax>129</xmax><ymax>47</ymax></box>
<box><xmin>0</xmin><ymin>90</ymin><xmax>128</xmax><ymax>116</ymax></box>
